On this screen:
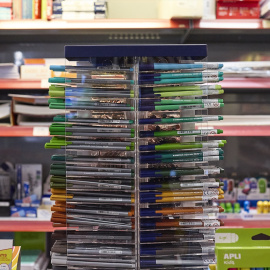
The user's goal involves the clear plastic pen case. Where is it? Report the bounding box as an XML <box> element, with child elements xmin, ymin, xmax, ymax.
<box><xmin>47</xmin><ymin>45</ymin><xmax>224</xmax><ymax>270</ymax></box>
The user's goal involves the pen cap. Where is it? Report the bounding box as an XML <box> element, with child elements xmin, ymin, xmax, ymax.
<box><xmin>50</xmin><ymin>65</ymin><xmax>65</xmax><ymax>71</ymax></box>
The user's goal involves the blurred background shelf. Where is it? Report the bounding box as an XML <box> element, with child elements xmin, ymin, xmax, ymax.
<box><xmin>0</xmin><ymin>126</ymin><xmax>50</xmax><ymax>137</ymax></box>
<box><xmin>0</xmin><ymin>218</ymin><xmax>53</xmax><ymax>232</ymax></box>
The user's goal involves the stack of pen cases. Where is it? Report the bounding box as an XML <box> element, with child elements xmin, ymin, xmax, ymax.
<box><xmin>137</xmin><ymin>53</ymin><xmax>225</xmax><ymax>269</ymax></box>
<box><xmin>46</xmin><ymin>51</ymin><xmax>138</xmax><ymax>270</ymax></box>
<box><xmin>45</xmin><ymin>45</ymin><xmax>225</xmax><ymax>270</ymax></box>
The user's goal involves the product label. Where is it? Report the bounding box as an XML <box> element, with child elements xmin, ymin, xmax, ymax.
<box><xmin>202</xmin><ymin>195</ymin><xmax>218</xmax><ymax>201</ymax></box>
<box><xmin>179</xmin><ymin>221</ymin><xmax>202</xmax><ymax>226</ymax></box>
<box><xmin>203</xmin><ymin>220</ymin><xmax>220</xmax><ymax>227</ymax></box>
<box><xmin>99</xmin><ymin>250</ymin><xmax>123</xmax><ymax>255</ymax></box>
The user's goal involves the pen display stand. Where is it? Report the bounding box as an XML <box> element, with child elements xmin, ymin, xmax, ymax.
<box><xmin>46</xmin><ymin>44</ymin><xmax>225</xmax><ymax>270</ymax></box>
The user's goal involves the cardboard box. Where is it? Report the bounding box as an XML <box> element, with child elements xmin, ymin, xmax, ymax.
<box><xmin>15</xmin><ymin>164</ymin><xmax>42</xmax><ymax>202</ymax></box>
<box><xmin>216</xmin><ymin>0</ymin><xmax>260</xmax><ymax>19</ymax></box>
<box><xmin>216</xmin><ymin>228</ymin><xmax>270</xmax><ymax>269</ymax></box>
<box><xmin>10</xmin><ymin>206</ymin><xmax>37</xmax><ymax>218</ymax></box>
<box><xmin>159</xmin><ymin>0</ymin><xmax>204</xmax><ymax>19</ymax></box>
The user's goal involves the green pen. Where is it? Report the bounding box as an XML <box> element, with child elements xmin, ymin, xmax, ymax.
<box><xmin>45</xmin><ymin>137</ymin><xmax>134</xmax><ymax>151</ymax></box>
<box><xmin>140</xmin><ymin>149</ymin><xmax>224</xmax><ymax>161</ymax></box>
<box><xmin>139</xmin><ymin>76</ymin><xmax>223</xmax><ymax>85</ymax></box>
<box><xmin>139</xmin><ymin>129</ymin><xmax>223</xmax><ymax>138</ymax></box>
<box><xmin>139</xmin><ymin>115</ymin><xmax>223</xmax><ymax>125</ymax></box>
<box><xmin>140</xmin><ymin>89</ymin><xmax>224</xmax><ymax>98</ymax></box>
<box><xmin>139</xmin><ymin>102</ymin><xmax>224</xmax><ymax>111</ymax></box>
<box><xmin>140</xmin><ymin>98</ymin><xmax>223</xmax><ymax>106</ymax></box>
<box><xmin>49</xmin><ymin>85</ymin><xmax>135</xmax><ymax>98</ymax></box>
<box><xmin>49</xmin><ymin>123</ymin><xmax>135</xmax><ymax>137</ymax></box>
<box><xmin>139</xmin><ymin>141</ymin><xmax>224</xmax><ymax>151</ymax></box>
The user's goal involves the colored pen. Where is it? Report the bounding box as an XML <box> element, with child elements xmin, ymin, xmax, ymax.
<box><xmin>140</xmin><ymin>167</ymin><xmax>223</xmax><ymax>178</ymax></box>
<box><xmin>140</xmin><ymin>206</ymin><xmax>223</xmax><ymax>217</ymax></box>
<box><xmin>140</xmin><ymin>155</ymin><xmax>223</xmax><ymax>164</ymax></box>
<box><xmin>139</xmin><ymin>76</ymin><xmax>223</xmax><ymax>85</ymax></box>
<box><xmin>49</xmin><ymin>85</ymin><xmax>135</xmax><ymax>98</ymax></box>
<box><xmin>139</xmin><ymin>129</ymin><xmax>223</xmax><ymax>138</ymax></box>
<box><xmin>140</xmin><ymin>189</ymin><xmax>222</xmax><ymax>199</ymax></box>
<box><xmin>49</xmin><ymin>77</ymin><xmax>134</xmax><ymax>85</ymax></box>
<box><xmin>49</xmin><ymin>123</ymin><xmax>134</xmax><ymax>137</ymax></box>
<box><xmin>140</xmin><ymin>258</ymin><xmax>214</xmax><ymax>267</ymax></box>
<box><xmin>50</xmin><ymin>163</ymin><xmax>133</xmax><ymax>173</ymax></box>
<box><xmin>139</xmin><ymin>71</ymin><xmax>223</xmax><ymax>79</ymax></box>
<box><xmin>139</xmin><ymin>98</ymin><xmax>223</xmax><ymax>106</ymax></box>
<box><xmin>139</xmin><ymin>89</ymin><xmax>224</xmax><ymax>98</ymax></box>
<box><xmin>140</xmin><ymin>149</ymin><xmax>224</xmax><ymax>161</ymax></box>
<box><xmin>45</xmin><ymin>137</ymin><xmax>135</xmax><ymax>150</ymax></box>
<box><xmin>140</xmin><ymin>233</ymin><xmax>215</xmax><ymax>243</ymax></box>
<box><xmin>139</xmin><ymin>115</ymin><xmax>223</xmax><ymax>125</ymax></box>
<box><xmin>139</xmin><ymin>141</ymin><xmax>225</xmax><ymax>151</ymax></box>
<box><xmin>140</xmin><ymin>219</ymin><xmax>223</xmax><ymax>229</ymax></box>
<box><xmin>139</xmin><ymin>62</ymin><xmax>223</xmax><ymax>71</ymax></box>
<box><xmin>50</xmin><ymin>65</ymin><xmax>133</xmax><ymax>72</ymax></box>
<box><xmin>141</xmin><ymin>84</ymin><xmax>222</xmax><ymax>92</ymax></box>
<box><xmin>139</xmin><ymin>194</ymin><xmax>224</xmax><ymax>203</ymax></box>
<box><xmin>48</xmin><ymin>99</ymin><xmax>134</xmax><ymax>111</ymax></box>
<box><xmin>50</xmin><ymin>167</ymin><xmax>134</xmax><ymax>178</ymax></box>
<box><xmin>53</xmin><ymin>114</ymin><xmax>134</xmax><ymax>124</ymax></box>
<box><xmin>139</xmin><ymin>102</ymin><xmax>224</xmax><ymax>111</ymax></box>
<box><xmin>51</xmin><ymin>154</ymin><xmax>134</xmax><ymax>164</ymax></box>
<box><xmin>140</xmin><ymin>180</ymin><xmax>223</xmax><ymax>191</ymax></box>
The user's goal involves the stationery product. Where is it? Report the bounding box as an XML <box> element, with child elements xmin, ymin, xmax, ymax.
<box><xmin>237</xmin><ymin>176</ymin><xmax>270</xmax><ymax>207</ymax></box>
<box><xmin>46</xmin><ymin>44</ymin><xmax>225</xmax><ymax>270</ymax></box>
<box><xmin>216</xmin><ymin>228</ymin><xmax>270</xmax><ymax>270</ymax></box>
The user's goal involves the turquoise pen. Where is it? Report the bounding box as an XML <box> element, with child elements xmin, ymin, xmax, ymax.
<box><xmin>139</xmin><ymin>62</ymin><xmax>223</xmax><ymax>71</ymax></box>
<box><xmin>139</xmin><ymin>71</ymin><xmax>223</xmax><ymax>79</ymax></box>
<box><xmin>139</xmin><ymin>76</ymin><xmax>223</xmax><ymax>85</ymax></box>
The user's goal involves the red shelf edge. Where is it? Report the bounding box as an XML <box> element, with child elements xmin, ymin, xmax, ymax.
<box><xmin>212</xmin><ymin>126</ymin><xmax>270</xmax><ymax>136</ymax></box>
<box><xmin>0</xmin><ymin>220</ymin><xmax>54</xmax><ymax>232</ymax></box>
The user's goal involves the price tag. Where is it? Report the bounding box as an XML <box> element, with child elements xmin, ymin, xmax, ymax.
<box><xmin>33</xmin><ymin>127</ymin><xmax>49</xmax><ymax>136</ymax></box>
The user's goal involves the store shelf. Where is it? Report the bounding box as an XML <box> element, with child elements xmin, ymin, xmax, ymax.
<box><xmin>0</xmin><ymin>79</ymin><xmax>47</xmax><ymax>90</ymax></box>
<box><xmin>0</xmin><ymin>19</ymin><xmax>189</xmax><ymax>31</ymax></box>
<box><xmin>1</xmin><ymin>19</ymin><xmax>270</xmax><ymax>31</ymax></box>
<box><xmin>2</xmin><ymin>78</ymin><xmax>269</xmax><ymax>90</ymax></box>
<box><xmin>221</xmin><ymin>78</ymin><xmax>270</xmax><ymax>89</ymax></box>
<box><xmin>0</xmin><ymin>126</ymin><xmax>50</xmax><ymax>137</ymax></box>
<box><xmin>0</xmin><ymin>217</ymin><xmax>53</xmax><ymax>232</ymax></box>
<box><xmin>219</xmin><ymin>213</ymin><xmax>270</xmax><ymax>228</ymax></box>
<box><xmin>209</xmin><ymin>126</ymin><xmax>270</xmax><ymax>136</ymax></box>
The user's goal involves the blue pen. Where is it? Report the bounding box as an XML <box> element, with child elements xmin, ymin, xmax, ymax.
<box><xmin>139</xmin><ymin>76</ymin><xmax>223</xmax><ymax>85</ymax></box>
<box><xmin>139</xmin><ymin>62</ymin><xmax>223</xmax><ymax>71</ymax></box>
<box><xmin>49</xmin><ymin>77</ymin><xmax>134</xmax><ymax>85</ymax></box>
